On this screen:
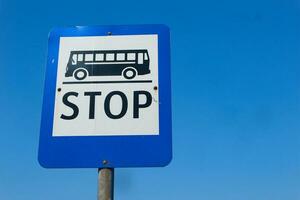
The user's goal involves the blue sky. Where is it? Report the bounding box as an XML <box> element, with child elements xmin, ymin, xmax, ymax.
<box><xmin>1</xmin><ymin>0</ymin><xmax>300</xmax><ymax>199</ymax></box>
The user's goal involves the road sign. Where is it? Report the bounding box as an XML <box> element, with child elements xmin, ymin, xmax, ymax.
<box><xmin>38</xmin><ymin>24</ymin><xmax>172</xmax><ymax>168</ymax></box>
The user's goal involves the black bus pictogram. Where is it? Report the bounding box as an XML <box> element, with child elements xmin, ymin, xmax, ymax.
<box><xmin>65</xmin><ymin>49</ymin><xmax>150</xmax><ymax>80</ymax></box>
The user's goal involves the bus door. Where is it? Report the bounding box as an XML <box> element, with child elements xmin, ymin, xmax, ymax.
<box><xmin>138</xmin><ymin>53</ymin><xmax>144</xmax><ymax>64</ymax></box>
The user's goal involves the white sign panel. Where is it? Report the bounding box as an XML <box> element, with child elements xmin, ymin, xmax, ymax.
<box><xmin>52</xmin><ymin>35</ymin><xmax>159</xmax><ymax>136</ymax></box>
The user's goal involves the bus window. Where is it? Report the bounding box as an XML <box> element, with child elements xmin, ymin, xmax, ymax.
<box><xmin>138</xmin><ymin>53</ymin><xmax>143</xmax><ymax>64</ymax></box>
<box><xmin>117</xmin><ymin>53</ymin><xmax>125</xmax><ymax>61</ymax></box>
<box><xmin>78</xmin><ymin>54</ymin><xmax>83</xmax><ymax>61</ymax></box>
<box><xmin>95</xmin><ymin>53</ymin><xmax>104</xmax><ymax>61</ymax></box>
<box><xmin>144</xmin><ymin>53</ymin><xmax>148</xmax><ymax>60</ymax></box>
<box><xmin>106</xmin><ymin>53</ymin><xmax>115</xmax><ymax>61</ymax></box>
<box><xmin>127</xmin><ymin>53</ymin><xmax>135</xmax><ymax>61</ymax></box>
<box><xmin>85</xmin><ymin>54</ymin><xmax>94</xmax><ymax>61</ymax></box>
<box><xmin>72</xmin><ymin>54</ymin><xmax>77</xmax><ymax>65</ymax></box>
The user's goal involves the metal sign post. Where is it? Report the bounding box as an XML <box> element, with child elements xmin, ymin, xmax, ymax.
<box><xmin>98</xmin><ymin>168</ymin><xmax>114</xmax><ymax>200</ymax></box>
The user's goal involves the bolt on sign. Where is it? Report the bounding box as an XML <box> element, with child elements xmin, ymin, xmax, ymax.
<box><xmin>38</xmin><ymin>25</ymin><xmax>172</xmax><ymax>168</ymax></box>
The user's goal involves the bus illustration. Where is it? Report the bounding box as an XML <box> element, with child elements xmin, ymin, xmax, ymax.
<box><xmin>65</xmin><ymin>49</ymin><xmax>150</xmax><ymax>80</ymax></box>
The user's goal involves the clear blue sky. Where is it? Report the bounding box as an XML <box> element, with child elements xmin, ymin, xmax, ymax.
<box><xmin>1</xmin><ymin>0</ymin><xmax>300</xmax><ymax>199</ymax></box>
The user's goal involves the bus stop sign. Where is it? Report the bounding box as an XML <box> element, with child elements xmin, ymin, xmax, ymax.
<box><xmin>38</xmin><ymin>24</ymin><xmax>172</xmax><ymax>168</ymax></box>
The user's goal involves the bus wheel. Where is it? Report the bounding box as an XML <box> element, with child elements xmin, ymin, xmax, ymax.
<box><xmin>74</xmin><ymin>68</ymin><xmax>88</xmax><ymax>80</ymax></box>
<box><xmin>123</xmin><ymin>67</ymin><xmax>137</xmax><ymax>79</ymax></box>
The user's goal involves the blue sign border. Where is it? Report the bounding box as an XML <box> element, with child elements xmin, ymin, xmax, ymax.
<box><xmin>38</xmin><ymin>24</ymin><xmax>172</xmax><ymax>168</ymax></box>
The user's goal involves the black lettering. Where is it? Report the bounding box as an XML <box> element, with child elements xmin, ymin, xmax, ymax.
<box><xmin>84</xmin><ymin>92</ymin><xmax>102</xmax><ymax>119</ymax></box>
<box><xmin>133</xmin><ymin>91</ymin><xmax>152</xmax><ymax>118</ymax></box>
<box><xmin>61</xmin><ymin>92</ymin><xmax>79</xmax><ymax>120</ymax></box>
<box><xmin>104</xmin><ymin>91</ymin><xmax>128</xmax><ymax>119</ymax></box>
